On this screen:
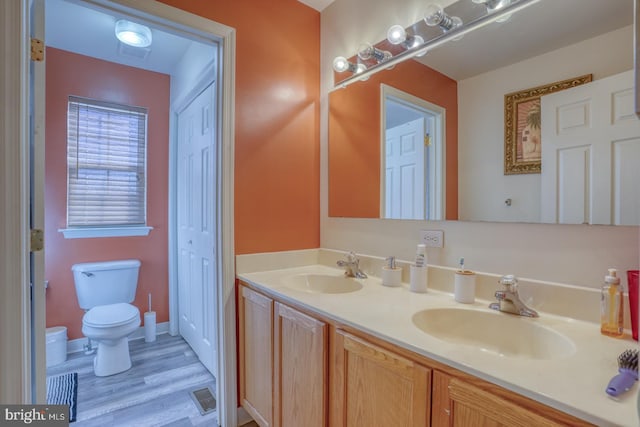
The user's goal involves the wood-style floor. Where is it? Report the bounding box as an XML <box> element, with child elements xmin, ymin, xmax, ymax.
<box><xmin>47</xmin><ymin>334</ymin><xmax>218</xmax><ymax>426</ymax></box>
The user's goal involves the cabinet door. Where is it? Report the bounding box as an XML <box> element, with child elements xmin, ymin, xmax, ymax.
<box><xmin>332</xmin><ymin>330</ymin><xmax>431</xmax><ymax>427</ymax></box>
<box><xmin>431</xmin><ymin>371</ymin><xmax>452</xmax><ymax>427</ymax></box>
<box><xmin>449</xmin><ymin>378</ymin><xmax>561</xmax><ymax>427</ymax></box>
<box><xmin>239</xmin><ymin>286</ymin><xmax>273</xmax><ymax>427</ymax></box>
<box><xmin>274</xmin><ymin>302</ymin><xmax>327</xmax><ymax>427</ymax></box>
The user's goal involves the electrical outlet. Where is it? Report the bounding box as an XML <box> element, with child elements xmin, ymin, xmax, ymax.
<box><xmin>420</xmin><ymin>229</ymin><xmax>444</xmax><ymax>248</ymax></box>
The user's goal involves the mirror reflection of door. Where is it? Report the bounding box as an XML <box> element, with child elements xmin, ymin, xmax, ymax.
<box><xmin>381</xmin><ymin>85</ymin><xmax>445</xmax><ymax>220</ymax></box>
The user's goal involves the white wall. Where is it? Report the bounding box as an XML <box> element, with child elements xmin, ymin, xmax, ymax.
<box><xmin>458</xmin><ymin>26</ymin><xmax>633</xmax><ymax>222</ymax></box>
<box><xmin>320</xmin><ymin>1</ymin><xmax>639</xmax><ymax>289</ymax></box>
<box><xmin>170</xmin><ymin>41</ymin><xmax>217</xmax><ymax>110</ymax></box>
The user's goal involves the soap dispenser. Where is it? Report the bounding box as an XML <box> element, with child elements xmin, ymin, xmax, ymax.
<box><xmin>601</xmin><ymin>268</ymin><xmax>624</xmax><ymax>338</ymax></box>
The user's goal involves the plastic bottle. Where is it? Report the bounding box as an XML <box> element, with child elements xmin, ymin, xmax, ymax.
<box><xmin>415</xmin><ymin>244</ymin><xmax>426</xmax><ymax>267</ymax></box>
<box><xmin>601</xmin><ymin>268</ymin><xmax>624</xmax><ymax>338</ymax></box>
<box><xmin>410</xmin><ymin>244</ymin><xmax>428</xmax><ymax>293</ymax></box>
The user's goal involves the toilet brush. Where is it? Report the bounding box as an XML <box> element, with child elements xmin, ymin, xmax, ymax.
<box><xmin>144</xmin><ymin>293</ymin><xmax>156</xmax><ymax>343</ymax></box>
<box><xmin>606</xmin><ymin>349</ymin><xmax>638</xmax><ymax>397</ymax></box>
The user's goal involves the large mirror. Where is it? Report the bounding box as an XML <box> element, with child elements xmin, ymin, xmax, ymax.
<box><xmin>328</xmin><ymin>0</ymin><xmax>640</xmax><ymax>225</ymax></box>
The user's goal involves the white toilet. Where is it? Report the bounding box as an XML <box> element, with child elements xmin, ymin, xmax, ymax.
<box><xmin>72</xmin><ymin>259</ymin><xmax>141</xmax><ymax>377</ymax></box>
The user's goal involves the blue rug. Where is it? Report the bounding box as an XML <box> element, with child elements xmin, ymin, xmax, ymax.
<box><xmin>46</xmin><ymin>372</ymin><xmax>78</xmax><ymax>422</ymax></box>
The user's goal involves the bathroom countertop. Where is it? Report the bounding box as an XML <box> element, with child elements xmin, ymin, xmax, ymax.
<box><xmin>238</xmin><ymin>263</ymin><xmax>638</xmax><ymax>427</ymax></box>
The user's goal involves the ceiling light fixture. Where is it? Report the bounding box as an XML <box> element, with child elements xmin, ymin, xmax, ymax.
<box><xmin>115</xmin><ymin>20</ymin><xmax>153</xmax><ymax>48</ymax></box>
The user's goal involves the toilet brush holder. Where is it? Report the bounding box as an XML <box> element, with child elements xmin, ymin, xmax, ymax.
<box><xmin>144</xmin><ymin>311</ymin><xmax>156</xmax><ymax>343</ymax></box>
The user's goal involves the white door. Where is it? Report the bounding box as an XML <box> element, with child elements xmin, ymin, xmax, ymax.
<box><xmin>177</xmin><ymin>83</ymin><xmax>218</xmax><ymax>374</ymax></box>
<box><xmin>384</xmin><ymin>118</ymin><xmax>426</xmax><ymax>219</ymax></box>
<box><xmin>541</xmin><ymin>70</ymin><xmax>640</xmax><ymax>225</ymax></box>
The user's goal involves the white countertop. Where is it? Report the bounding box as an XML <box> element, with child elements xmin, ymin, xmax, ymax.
<box><xmin>238</xmin><ymin>262</ymin><xmax>639</xmax><ymax>427</ymax></box>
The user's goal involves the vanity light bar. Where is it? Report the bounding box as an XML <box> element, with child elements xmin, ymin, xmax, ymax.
<box><xmin>332</xmin><ymin>0</ymin><xmax>541</xmax><ymax>88</ymax></box>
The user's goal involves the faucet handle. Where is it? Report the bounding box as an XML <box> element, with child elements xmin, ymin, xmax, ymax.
<box><xmin>499</xmin><ymin>275</ymin><xmax>518</xmax><ymax>291</ymax></box>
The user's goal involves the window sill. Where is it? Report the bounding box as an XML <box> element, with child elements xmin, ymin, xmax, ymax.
<box><xmin>59</xmin><ymin>226</ymin><xmax>153</xmax><ymax>239</ymax></box>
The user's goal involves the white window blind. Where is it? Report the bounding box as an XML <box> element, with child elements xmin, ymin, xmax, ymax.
<box><xmin>67</xmin><ymin>96</ymin><xmax>148</xmax><ymax>227</ymax></box>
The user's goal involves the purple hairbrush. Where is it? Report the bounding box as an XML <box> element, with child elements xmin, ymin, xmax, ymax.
<box><xmin>606</xmin><ymin>349</ymin><xmax>638</xmax><ymax>397</ymax></box>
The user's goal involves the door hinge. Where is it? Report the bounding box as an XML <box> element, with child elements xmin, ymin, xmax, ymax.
<box><xmin>30</xmin><ymin>229</ymin><xmax>44</xmax><ymax>252</ymax></box>
<box><xmin>31</xmin><ymin>38</ymin><xmax>44</xmax><ymax>62</ymax></box>
<box><xmin>424</xmin><ymin>133</ymin><xmax>431</xmax><ymax>146</ymax></box>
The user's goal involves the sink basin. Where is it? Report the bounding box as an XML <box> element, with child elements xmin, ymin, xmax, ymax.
<box><xmin>412</xmin><ymin>308</ymin><xmax>575</xmax><ymax>360</ymax></box>
<box><xmin>283</xmin><ymin>274</ymin><xmax>363</xmax><ymax>294</ymax></box>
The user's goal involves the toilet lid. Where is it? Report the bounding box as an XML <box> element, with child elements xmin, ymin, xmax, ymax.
<box><xmin>83</xmin><ymin>303</ymin><xmax>140</xmax><ymax>328</ymax></box>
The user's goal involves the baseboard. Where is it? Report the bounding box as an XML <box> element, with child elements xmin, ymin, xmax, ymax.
<box><xmin>66</xmin><ymin>321</ymin><xmax>170</xmax><ymax>354</ymax></box>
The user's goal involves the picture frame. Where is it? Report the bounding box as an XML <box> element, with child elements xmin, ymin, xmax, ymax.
<box><xmin>503</xmin><ymin>74</ymin><xmax>593</xmax><ymax>175</ymax></box>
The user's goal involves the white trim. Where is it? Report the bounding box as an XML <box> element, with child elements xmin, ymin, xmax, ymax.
<box><xmin>59</xmin><ymin>226</ymin><xmax>153</xmax><ymax>239</ymax></box>
<box><xmin>65</xmin><ymin>321</ymin><xmax>171</xmax><ymax>354</ymax></box>
<box><xmin>0</xmin><ymin>0</ymin><xmax>31</xmax><ymax>404</ymax></box>
<box><xmin>380</xmin><ymin>84</ymin><xmax>447</xmax><ymax>220</ymax></box>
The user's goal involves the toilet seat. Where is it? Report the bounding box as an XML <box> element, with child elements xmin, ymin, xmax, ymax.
<box><xmin>83</xmin><ymin>303</ymin><xmax>139</xmax><ymax>328</ymax></box>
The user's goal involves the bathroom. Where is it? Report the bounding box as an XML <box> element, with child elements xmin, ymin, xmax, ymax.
<box><xmin>0</xmin><ymin>0</ymin><xmax>638</xmax><ymax>426</ymax></box>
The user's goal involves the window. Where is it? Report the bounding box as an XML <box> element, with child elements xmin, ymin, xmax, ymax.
<box><xmin>62</xmin><ymin>96</ymin><xmax>151</xmax><ymax>238</ymax></box>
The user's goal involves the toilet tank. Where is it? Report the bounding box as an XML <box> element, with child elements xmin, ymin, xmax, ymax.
<box><xmin>72</xmin><ymin>259</ymin><xmax>141</xmax><ymax>310</ymax></box>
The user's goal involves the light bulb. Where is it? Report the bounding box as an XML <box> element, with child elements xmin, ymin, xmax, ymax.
<box><xmin>472</xmin><ymin>0</ymin><xmax>511</xmax><ymax>12</ymax></box>
<box><xmin>358</xmin><ymin>43</ymin><xmax>391</xmax><ymax>63</ymax></box>
<box><xmin>387</xmin><ymin>25</ymin><xmax>407</xmax><ymax>45</ymax></box>
<box><xmin>407</xmin><ymin>35</ymin><xmax>424</xmax><ymax>49</ymax></box>
<box><xmin>424</xmin><ymin>4</ymin><xmax>445</xmax><ymax>27</ymax></box>
<box><xmin>333</xmin><ymin>56</ymin><xmax>350</xmax><ymax>73</ymax></box>
<box><xmin>333</xmin><ymin>56</ymin><xmax>367</xmax><ymax>74</ymax></box>
<box><xmin>424</xmin><ymin>4</ymin><xmax>462</xmax><ymax>33</ymax></box>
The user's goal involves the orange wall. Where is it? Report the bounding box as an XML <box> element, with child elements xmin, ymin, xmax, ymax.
<box><xmin>160</xmin><ymin>0</ymin><xmax>321</xmax><ymax>254</ymax></box>
<box><xmin>45</xmin><ymin>48</ymin><xmax>170</xmax><ymax>339</ymax></box>
<box><xmin>328</xmin><ymin>60</ymin><xmax>458</xmax><ymax>219</ymax></box>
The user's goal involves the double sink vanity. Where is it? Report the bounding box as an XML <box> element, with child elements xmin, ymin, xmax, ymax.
<box><xmin>236</xmin><ymin>249</ymin><xmax>637</xmax><ymax>426</ymax></box>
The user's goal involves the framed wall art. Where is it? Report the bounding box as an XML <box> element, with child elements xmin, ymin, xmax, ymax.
<box><xmin>504</xmin><ymin>74</ymin><xmax>593</xmax><ymax>175</ymax></box>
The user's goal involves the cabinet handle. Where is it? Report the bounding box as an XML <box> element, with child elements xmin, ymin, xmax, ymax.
<box><xmin>444</xmin><ymin>409</ymin><xmax>450</xmax><ymax>416</ymax></box>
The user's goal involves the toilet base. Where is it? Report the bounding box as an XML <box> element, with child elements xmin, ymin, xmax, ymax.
<box><xmin>93</xmin><ymin>338</ymin><xmax>132</xmax><ymax>377</ymax></box>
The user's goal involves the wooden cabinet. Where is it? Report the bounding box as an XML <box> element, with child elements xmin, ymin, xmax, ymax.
<box><xmin>239</xmin><ymin>286</ymin><xmax>273</xmax><ymax>427</ymax></box>
<box><xmin>274</xmin><ymin>302</ymin><xmax>327</xmax><ymax>427</ymax></box>
<box><xmin>238</xmin><ymin>282</ymin><xmax>593</xmax><ymax>427</ymax></box>
<box><xmin>331</xmin><ymin>330</ymin><xmax>431</xmax><ymax>427</ymax></box>
<box><xmin>432</xmin><ymin>370</ymin><xmax>591</xmax><ymax>427</ymax></box>
<box><xmin>239</xmin><ymin>285</ymin><xmax>328</xmax><ymax>427</ymax></box>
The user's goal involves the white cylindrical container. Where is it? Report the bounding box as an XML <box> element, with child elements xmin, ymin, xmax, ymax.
<box><xmin>144</xmin><ymin>311</ymin><xmax>156</xmax><ymax>343</ymax></box>
<box><xmin>381</xmin><ymin>266</ymin><xmax>402</xmax><ymax>287</ymax></box>
<box><xmin>46</xmin><ymin>326</ymin><xmax>67</xmax><ymax>367</ymax></box>
<box><xmin>454</xmin><ymin>270</ymin><xmax>476</xmax><ymax>303</ymax></box>
<box><xmin>409</xmin><ymin>265</ymin><xmax>428</xmax><ymax>293</ymax></box>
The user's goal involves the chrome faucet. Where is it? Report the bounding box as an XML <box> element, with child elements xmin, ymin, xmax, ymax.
<box><xmin>336</xmin><ymin>251</ymin><xmax>367</xmax><ymax>279</ymax></box>
<box><xmin>489</xmin><ymin>275</ymin><xmax>538</xmax><ymax>317</ymax></box>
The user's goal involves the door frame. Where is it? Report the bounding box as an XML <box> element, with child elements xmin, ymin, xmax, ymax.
<box><xmin>3</xmin><ymin>0</ymin><xmax>237</xmax><ymax>425</ymax></box>
<box><xmin>380</xmin><ymin>84</ymin><xmax>446</xmax><ymax>220</ymax></box>
<box><xmin>1</xmin><ymin>0</ymin><xmax>32</xmax><ymax>405</ymax></box>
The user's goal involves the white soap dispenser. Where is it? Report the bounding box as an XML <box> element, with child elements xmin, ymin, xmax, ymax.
<box><xmin>409</xmin><ymin>244</ymin><xmax>428</xmax><ymax>293</ymax></box>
